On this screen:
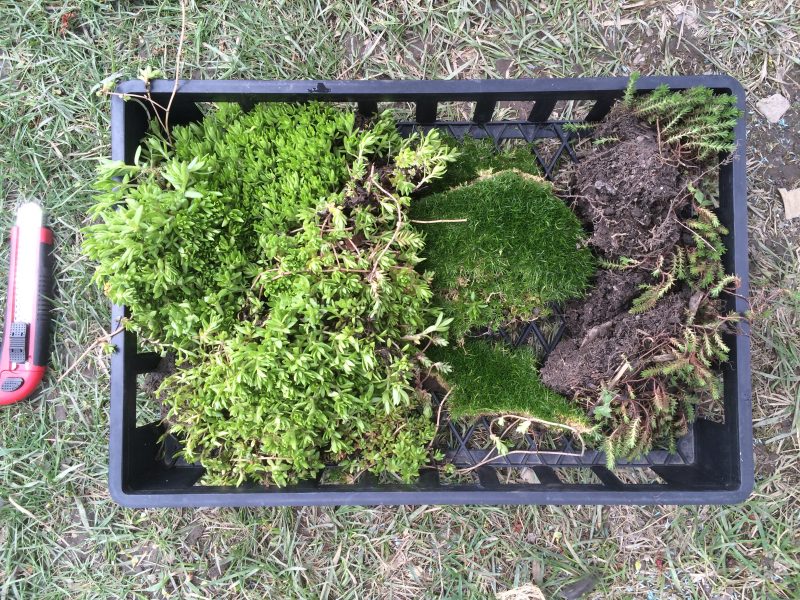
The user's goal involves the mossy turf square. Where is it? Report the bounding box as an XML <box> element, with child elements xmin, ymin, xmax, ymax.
<box><xmin>430</xmin><ymin>339</ymin><xmax>588</xmax><ymax>428</ymax></box>
<box><xmin>412</xmin><ymin>170</ymin><xmax>594</xmax><ymax>339</ymax></box>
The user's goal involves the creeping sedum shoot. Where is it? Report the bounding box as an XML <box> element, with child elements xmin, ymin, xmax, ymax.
<box><xmin>85</xmin><ymin>103</ymin><xmax>457</xmax><ymax>485</ymax></box>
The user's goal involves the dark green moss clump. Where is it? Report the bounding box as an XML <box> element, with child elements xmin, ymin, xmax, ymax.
<box><xmin>430</xmin><ymin>339</ymin><xmax>587</xmax><ymax>427</ymax></box>
<box><xmin>412</xmin><ymin>171</ymin><xmax>594</xmax><ymax>340</ymax></box>
<box><xmin>425</xmin><ymin>137</ymin><xmax>539</xmax><ymax>193</ymax></box>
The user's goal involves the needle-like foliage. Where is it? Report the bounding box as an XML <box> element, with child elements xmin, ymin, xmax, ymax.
<box><xmin>624</xmin><ymin>73</ymin><xmax>742</xmax><ymax>161</ymax></box>
<box><xmin>598</xmin><ymin>183</ymin><xmax>740</xmax><ymax>466</ymax></box>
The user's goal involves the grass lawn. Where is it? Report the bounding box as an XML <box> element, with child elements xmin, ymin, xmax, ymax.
<box><xmin>1</xmin><ymin>1</ymin><xmax>798</xmax><ymax>598</ymax></box>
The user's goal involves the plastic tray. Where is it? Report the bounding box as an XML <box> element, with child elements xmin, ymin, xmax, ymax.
<box><xmin>108</xmin><ymin>76</ymin><xmax>751</xmax><ymax>507</ymax></box>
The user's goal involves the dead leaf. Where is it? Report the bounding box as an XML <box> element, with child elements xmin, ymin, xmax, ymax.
<box><xmin>670</xmin><ymin>2</ymin><xmax>700</xmax><ymax>32</ymax></box>
<box><xmin>687</xmin><ymin>291</ymin><xmax>704</xmax><ymax>320</ymax></box>
<box><xmin>601</xmin><ymin>18</ymin><xmax>635</xmax><ymax>27</ymax></box>
<box><xmin>560</xmin><ymin>575</ymin><xmax>599</xmax><ymax>600</ymax></box>
<box><xmin>756</xmin><ymin>94</ymin><xmax>791</xmax><ymax>124</ymax></box>
<box><xmin>778</xmin><ymin>187</ymin><xmax>800</xmax><ymax>220</ymax></box>
<box><xmin>621</xmin><ymin>0</ymin><xmax>662</xmax><ymax>9</ymax></box>
<box><xmin>496</xmin><ymin>584</ymin><xmax>547</xmax><ymax>600</ymax></box>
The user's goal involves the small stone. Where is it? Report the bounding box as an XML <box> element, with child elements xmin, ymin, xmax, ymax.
<box><xmin>756</xmin><ymin>93</ymin><xmax>791</xmax><ymax>124</ymax></box>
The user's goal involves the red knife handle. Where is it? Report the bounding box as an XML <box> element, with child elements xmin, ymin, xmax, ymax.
<box><xmin>0</xmin><ymin>227</ymin><xmax>54</xmax><ymax>406</ymax></box>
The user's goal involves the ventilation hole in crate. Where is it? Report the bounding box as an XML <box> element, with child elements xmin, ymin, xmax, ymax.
<box><xmin>496</xmin><ymin>137</ymin><xmax>537</xmax><ymax>152</ymax></box>
<box><xmin>532</xmin><ymin>429</ymin><xmax>572</xmax><ymax>453</ymax></box>
<box><xmin>496</xmin><ymin>100</ymin><xmax>535</xmax><ymax>121</ymax></box>
<box><xmin>532</xmin><ymin>312</ymin><xmax>567</xmax><ymax>355</ymax></box>
<box><xmin>551</xmin><ymin>468</ymin><xmax>603</xmax><ymax>485</ymax></box>
<box><xmin>135</xmin><ymin>390</ymin><xmax>162</xmax><ymax>427</ymax></box>
<box><xmin>613</xmin><ymin>468</ymin><xmax>667</xmax><ymax>485</ymax></box>
<box><xmin>437</xmin><ymin>101</ymin><xmax>477</xmax><ymax>122</ymax></box>
<box><xmin>378</xmin><ymin>101</ymin><xmax>416</xmax><ymax>121</ymax></box>
<box><xmin>376</xmin><ymin>470</ymin><xmax>421</xmax><ymax>485</ymax></box>
<box><xmin>431</xmin><ymin>414</ymin><xmax>456</xmax><ymax>447</ymax></box>
<box><xmin>531</xmin><ymin>137</ymin><xmax>569</xmax><ymax>176</ymax></box>
<box><xmin>551</xmin><ymin>100</ymin><xmax>594</xmax><ymax>121</ymax></box>
<box><xmin>438</xmin><ymin>469</ymin><xmax>480</xmax><ymax>486</ymax></box>
<box><xmin>437</xmin><ymin>404</ymin><xmax>595</xmax><ymax>471</ymax></box>
<box><xmin>325</xmin><ymin>101</ymin><xmax>360</xmax><ymax>114</ymax></box>
<box><xmin>195</xmin><ymin>102</ymin><xmax>216</xmax><ymax>116</ymax></box>
<box><xmin>571</xmin><ymin>100</ymin><xmax>595</xmax><ymax>121</ymax></box>
<box><xmin>464</xmin><ymin>421</ymin><xmax>497</xmax><ymax>452</ymax></box>
<box><xmin>532</xmin><ymin>136</ymin><xmax>565</xmax><ymax>160</ymax></box>
<box><xmin>495</xmin><ymin>467</ymin><xmax>540</xmax><ymax>484</ymax></box>
<box><xmin>486</xmin><ymin>314</ymin><xmax>564</xmax><ymax>358</ymax></box>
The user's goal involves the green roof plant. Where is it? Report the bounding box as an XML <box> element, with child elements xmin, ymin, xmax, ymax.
<box><xmin>424</xmin><ymin>137</ymin><xmax>540</xmax><ymax>193</ymax></box>
<box><xmin>429</xmin><ymin>339</ymin><xmax>588</xmax><ymax>429</ymax></box>
<box><xmin>84</xmin><ymin>103</ymin><xmax>458</xmax><ymax>486</ymax></box>
<box><xmin>624</xmin><ymin>72</ymin><xmax>742</xmax><ymax>160</ymax></box>
<box><xmin>584</xmin><ymin>78</ymin><xmax>744</xmax><ymax>467</ymax></box>
<box><xmin>411</xmin><ymin>170</ymin><xmax>595</xmax><ymax>341</ymax></box>
<box><xmin>597</xmin><ymin>183</ymin><xmax>741</xmax><ymax>467</ymax></box>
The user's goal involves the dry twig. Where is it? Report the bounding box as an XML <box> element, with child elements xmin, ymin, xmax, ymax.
<box><xmin>58</xmin><ymin>325</ymin><xmax>125</xmax><ymax>384</ymax></box>
<box><xmin>164</xmin><ymin>0</ymin><xmax>188</xmax><ymax>137</ymax></box>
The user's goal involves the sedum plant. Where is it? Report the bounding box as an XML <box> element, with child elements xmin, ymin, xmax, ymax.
<box><xmin>591</xmin><ymin>153</ymin><xmax>740</xmax><ymax>466</ymax></box>
<box><xmin>630</xmin><ymin>184</ymin><xmax>737</xmax><ymax>315</ymax></box>
<box><xmin>84</xmin><ymin>103</ymin><xmax>458</xmax><ymax>486</ymax></box>
<box><xmin>624</xmin><ymin>72</ymin><xmax>742</xmax><ymax>161</ymax></box>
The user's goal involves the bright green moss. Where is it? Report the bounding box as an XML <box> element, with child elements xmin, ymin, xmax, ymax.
<box><xmin>412</xmin><ymin>170</ymin><xmax>594</xmax><ymax>340</ymax></box>
<box><xmin>430</xmin><ymin>339</ymin><xmax>587</xmax><ymax>427</ymax></box>
<box><xmin>424</xmin><ymin>137</ymin><xmax>540</xmax><ymax>193</ymax></box>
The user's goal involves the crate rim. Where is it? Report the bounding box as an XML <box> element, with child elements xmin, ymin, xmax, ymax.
<box><xmin>114</xmin><ymin>74</ymin><xmax>747</xmax><ymax>98</ymax></box>
<box><xmin>108</xmin><ymin>75</ymin><xmax>752</xmax><ymax>508</ymax></box>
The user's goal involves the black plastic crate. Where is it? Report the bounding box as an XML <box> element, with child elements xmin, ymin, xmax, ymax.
<box><xmin>108</xmin><ymin>76</ymin><xmax>751</xmax><ymax>507</ymax></box>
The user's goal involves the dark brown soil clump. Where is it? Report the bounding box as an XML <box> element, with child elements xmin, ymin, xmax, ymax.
<box><xmin>541</xmin><ymin>272</ymin><xmax>689</xmax><ymax>396</ymax></box>
<box><xmin>560</xmin><ymin>268</ymin><xmax>650</xmax><ymax>335</ymax></box>
<box><xmin>570</xmin><ymin>106</ymin><xmax>687</xmax><ymax>261</ymax></box>
<box><xmin>542</xmin><ymin>108</ymin><xmax>694</xmax><ymax>397</ymax></box>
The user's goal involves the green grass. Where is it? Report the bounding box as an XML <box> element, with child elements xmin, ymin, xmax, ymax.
<box><xmin>430</xmin><ymin>339</ymin><xmax>587</xmax><ymax>428</ymax></box>
<box><xmin>412</xmin><ymin>170</ymin><xmax>594</xmax><ymax>339</ymax></box>
<box><xmin>0</xmin><ymin>1</ymin><xmax>798</xmax><ymax>598</ymax></box>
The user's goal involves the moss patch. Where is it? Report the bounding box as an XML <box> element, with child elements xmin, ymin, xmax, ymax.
<box><xmin>430</xmin><ymin>339</ymin><xmax>587</xmax><ymax>427</ymax></box>
<box><xmin>412</xmin><ymin>171</ymin><xmax>595</xmax><ymax>340</ymax></box>
<box><xmin>425</xmin><ymin>137</ymin><xmax>539</xmax><ymax>193</ymax></box>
